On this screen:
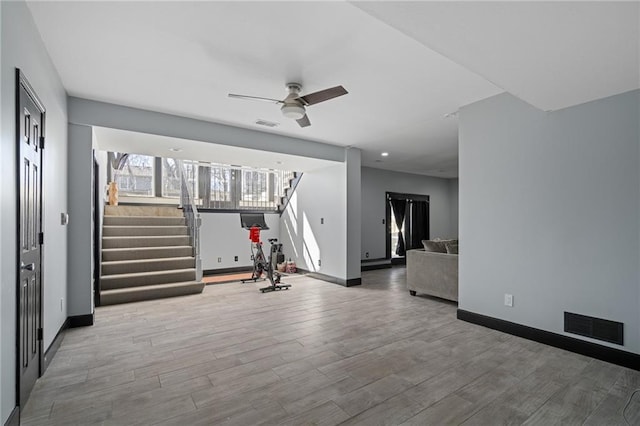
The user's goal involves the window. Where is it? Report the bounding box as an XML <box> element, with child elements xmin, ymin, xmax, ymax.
<box><xmin>241</xmin><ymin>170</ymin><xmax>269</xmax><ymax>208</ymax></box>
<box><xmin>162</xmin><ymin>158</ymin><xmax>197</xmax><ymax>198</ymax></box>
<box><xmin>209</xmin><ymin>165</ymin><xmax>232</xmax><ymax>208</ymax></box>
<box><xmin>115</xmin><ymin>154</ymin><xmax>154</xmax><ymax>197</ymax></box>
<box><xmin>108</xmin><ymin>151</ymin><xmax>294</xmax><ymax>212</ymax></box>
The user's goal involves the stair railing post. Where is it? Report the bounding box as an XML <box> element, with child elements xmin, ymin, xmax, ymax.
<box><xmin>175</xmin><ymin>158</ymin><xmax>203</xmax><ymax>281</ymax></box>
<box><xmin>195</xmin><ymin>212</ymin><xmax>202</xmax><ymax>281</ymax></box>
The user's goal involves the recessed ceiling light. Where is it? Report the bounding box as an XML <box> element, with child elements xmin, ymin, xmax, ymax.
<box><xmin>169</xmin><ymin>147</ymin><xmax>182</xmax><ymax>152</ymax></box>
<box><xmin>381</xmin><ymin>152</ymin><xmax>389</xmax><ymax>157</ymax></box>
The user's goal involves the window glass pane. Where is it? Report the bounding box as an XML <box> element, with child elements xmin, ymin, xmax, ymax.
<box><xmin>116</xmin><ymin>154</ymin><xmax>154</xmax><ymax>197</ymax></box>
<box><xmin>240</xmin><ymin>170</ymin><xmax>271</xmax><ymax>209</ymax></box>
<box><xmin>162</xmin><ymin>158</ymin><xmax>180</xmax><ymax>198</ymax></box>
<box><xmin>162</xmin><ymin>159</ymin><xmax>198</xmax><ymax>198</ymax></box>
<box><xmin>210</xmin><ymin>166</ymin><xmax>232</xmax><ymax>204</ymax></box>
<box><xmin>242</xmin><ymin>170</ymin><xmax>265</xmax><ymax>201</ymax></box>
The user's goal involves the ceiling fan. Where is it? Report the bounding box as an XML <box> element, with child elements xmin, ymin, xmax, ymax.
<box><xmin>228</xmin><ymin>83</ymin><xmax>348</xmax><ymax>128</ymax></box>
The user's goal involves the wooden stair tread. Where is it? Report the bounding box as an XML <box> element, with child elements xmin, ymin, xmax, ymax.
<box><xmin>101</xmin><ymin>281</ymin><xmax>204</xmax><ymax>294</ymax></box>
<box><xmin>101</xmin><ymin>268</ymin><xmax>195</xmax><ymax>280</ymax></box>
<box><xmin>102</xmin><ymin>245</ymin><xmax>192</xmax><ymax>252</ymax></box>
<box><xmin>102</xmin><ymin>256</ymin><xmax>194</xmax><ymax>266</ymax></box>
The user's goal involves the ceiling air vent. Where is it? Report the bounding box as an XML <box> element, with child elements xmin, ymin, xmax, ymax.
<box><xmin>255</xmin><ymin>119</ymin><xmax>279</xmax><ymax>128</ymax></box>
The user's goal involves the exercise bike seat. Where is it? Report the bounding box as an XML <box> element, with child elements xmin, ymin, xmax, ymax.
<box><xmin>268</xmin><ymin>238</ymin><xmax>278</xmax><ymax>243</ymax></box>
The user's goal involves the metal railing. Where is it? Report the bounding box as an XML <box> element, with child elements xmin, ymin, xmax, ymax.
<box><xmin>176</xmin><ymin>159</ymin><xmax>202</xmax><ymax>281</ymax></box>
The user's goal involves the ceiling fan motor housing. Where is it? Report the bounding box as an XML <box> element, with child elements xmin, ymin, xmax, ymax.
<box><xmin>280</xmin><ymin>83</ymin><xmax>306</xmax><ymax>119</ymax></box>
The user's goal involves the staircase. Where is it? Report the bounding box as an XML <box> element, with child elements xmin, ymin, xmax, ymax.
<box><xmin>277</xmin><ymin>172</ymin><xmax>302</xmax><ymax>213</ymax></box>
<box><xmin>100</xmin><ymin>205</ymin><xmax>205</xmax><ymax>305</ymax></box>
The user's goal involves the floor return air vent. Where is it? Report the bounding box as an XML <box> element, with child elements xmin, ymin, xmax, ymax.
<box><xmin>564</xmin><ymin>312</ymin><xmax>623</xmax><ymax>345</ymax></box>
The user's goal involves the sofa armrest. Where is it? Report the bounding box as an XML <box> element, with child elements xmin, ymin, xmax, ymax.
<box><xmin>406</xmin><ymin>249</ymin><xmax>458</xmax><ymax>302</ymax></box>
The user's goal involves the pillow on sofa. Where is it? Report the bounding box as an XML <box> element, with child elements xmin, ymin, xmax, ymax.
<box><xmin>422</xmin><ymin>239</ymin><xmax>447</xmax><ymax>253</ymax></box>
<box><xmin>445</xmin><ymin>242</ymin><xmax>459</xmax><ymax>254</ymax></box>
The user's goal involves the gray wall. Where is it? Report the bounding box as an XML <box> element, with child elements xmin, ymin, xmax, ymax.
<box><xmin>279</xmin><ymin>163</ymin><xmax>349</xmax><ymax>280</ymax></box>
<box><xmin>459</xmin><ymin>90</ymin><xmax>640</xmax><ymax>354</ymax></box>
<box><xmin>345</xmin><ymin>148</ymin><xmax>362</xmax><ymax>279</ymax></box>
<box><xmin>68</xmin><ymin>97</ymin><xmax>345</xmax><ymax>163</ymax></box>
<box><xmin>67</xmin><ymin>124</ymin><xmax>94</xmax><ymax>317</ymax></box>
<box><xmin>361</xmin><ymin>167</ymin><xmax>457</xmax><ymax>260</ymax></box>
<box><xmin>449</xmin><ymin>178</ymin><xmax>459</xmax><ymax>238</ymax></box>
<box><xmin>1</xmin><ymin>1</ymin><xmax>68</xmax><ymax>422</ymax></box>
<box><xmin>200</xmin><ymin>213</ymin><xmax>280</xmax><ymax>270</ymax></box>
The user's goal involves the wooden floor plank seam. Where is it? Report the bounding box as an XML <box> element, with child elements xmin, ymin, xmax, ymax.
<box><xmin>20</xmin><ymin>268</ymin><xmax>640</xmax><ymax>425</ymax></box>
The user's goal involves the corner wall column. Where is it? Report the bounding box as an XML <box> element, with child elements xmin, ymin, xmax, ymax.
<box><xmin>345</xmin><ymin>147</ymin><xmax>361</xmax><ymax>285</ymax></box>
<box><xmin>67</xmin><ymin>124</ymin><xmax>94</xmax><ymax>321</ymax></box>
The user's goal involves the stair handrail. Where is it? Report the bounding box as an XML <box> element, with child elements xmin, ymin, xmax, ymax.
<box><xmin>278</xmin><ymin>171</ymin><xmax>303</xmax><ymax>215</ymax></box>
<box><xmin>175</xmin><ymin>159</ymin><xmax>202</xmax><ymax>281</ymax></box>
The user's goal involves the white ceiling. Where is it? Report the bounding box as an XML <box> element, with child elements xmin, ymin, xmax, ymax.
<box><xmin>27</xmin><ymin>1</ymin><xmax>639</xmax><ymax>178</ymax></box>
<box><xmin>92</xmin><ymin>126</ymin><xmax>338</xmax><ymax>172</ymax></box>
<box><xmin>352</xmin><ymin>1</ymin><xmax>640</xmax><ymax>112</ymax></box>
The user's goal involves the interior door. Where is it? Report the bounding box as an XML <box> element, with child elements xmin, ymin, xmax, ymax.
<box><xmin>17</xmin><ymin>71</ymin><xmax>44</xmax><ymax>407</ymax></box>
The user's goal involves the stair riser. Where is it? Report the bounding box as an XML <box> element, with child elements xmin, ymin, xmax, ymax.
<box><xmin>101</xmin><ymin>270</ymin><xmax>197</xmax><ymax>290</ymax></box>
<box><xmin>102</xmin><ymin>258</ymin><xmax>195</xmax><ymax>275</ymax></box>
<box><xmin>104</xmin><ymin>216</ymin><xmax>186</xmax><ymax>226</ymax></box>
<box><xmin>105</xmin><ymin>205</ymin><xmax>183</xmax><ymax>217</ymax></box>
<box><xmin>100</xmin><ymin>282</ymin><xmax>204</xmax><ymax>306</ymax></box>
<box><xmin>103</xmin><ymin>226</ymin><xmax>188</xmax><ymax>237</ymax></box>
<box><xmin>102</xmin><ymin>247</ymin><xmax>193</xmax><ymax>261</ymax></box>
<box><xmin>103</xmin><ymin>236</ymin><xmax>190</xmax><ymax>249</ymax></box>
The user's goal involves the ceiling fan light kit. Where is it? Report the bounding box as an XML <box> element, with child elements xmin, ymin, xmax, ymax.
<box><xmin>281</xmin><ymin>104</ymin><xmax>306</xmax><ymax>120</ymax></box>
<box><xmin>228</xmin><ymin>82</ymin><xmax>348</xmax><ymax>128</ymax></box>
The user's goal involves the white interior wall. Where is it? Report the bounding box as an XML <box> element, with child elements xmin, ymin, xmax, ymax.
<box><xmin>360</xmin><ymin>167</ymin><xmax>455</xmax><ymax>260</ymax></box>
<box><xmin>279</xmin><ymin>164</ymin><xmax>348</xmax><ymax>280</ymax></box>
<box><xmin>200</xmin><ymin>213</ymin><xmax>280</xmax><ymax>270</ymax></box>
<box><xmin>1</xmin><ymin>1</ymin><xmax>68</xmax><ymax>422</ymax></box>
<box><xmin>459</xmin><ymin>90</ymin><xmax>640</xmax><ymax>354</ymax></box>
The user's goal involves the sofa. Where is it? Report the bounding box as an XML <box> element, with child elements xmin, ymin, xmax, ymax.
<box><xmin>406</xmin><ymin>242</ymin><xmax>458</xmax><ymax>302</ymax></box>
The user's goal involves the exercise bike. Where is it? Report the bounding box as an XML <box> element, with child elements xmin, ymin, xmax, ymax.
<box><xmin>240</xmin><ymin>223</ymin><xmax>291</xmax><ymax>293</ymax></box>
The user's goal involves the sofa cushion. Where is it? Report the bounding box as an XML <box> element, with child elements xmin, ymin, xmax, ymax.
<box><xmin>422</xmin><ymin>240</ymin><xmax>447</xmax><ymax>253</ymax></box>
<box><xmin>445</xmin><ymin>242</ymin><xmax>459</xmax><ymax>254</ymax></box>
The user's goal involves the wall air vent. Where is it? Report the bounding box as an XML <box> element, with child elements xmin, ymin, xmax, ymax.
<box><xmin>255</xmin><ymin>119</ymin><xmax>279</xmax><ymax>128</ymax></box>
<box><xmin>564</xmin><ymin>312</ymin><xmax>623</xmax><ymax>345</ymax></box>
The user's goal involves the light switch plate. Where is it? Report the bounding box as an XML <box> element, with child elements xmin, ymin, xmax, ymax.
<box><xmin>504</xmin><ymin>294</ymin><xmax>514</xmax><ymax>307</ymax></box>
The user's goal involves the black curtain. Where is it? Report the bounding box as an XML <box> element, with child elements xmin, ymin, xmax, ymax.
<box><xmin>389</xmin><ymin>199</ymin><xmax>407</xmax><ymax>256</ymax></box>
<box><xmin>408</xmin><ymin>200</ymin><xmax>429</xmax><ymax>249</ymax></box>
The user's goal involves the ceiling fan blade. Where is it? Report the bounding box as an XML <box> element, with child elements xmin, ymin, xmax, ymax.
<box><xmin>228</xmin><ymin>94</ymin><xmax>283</xmax><ymax>104</ymax></box>
<box><xmin>297</xmin><ymin>85</ymin><xmax>348</xmax><ymax>106</ymax></box>
<box><xmin>296</xmin><ymin>114</ymin><xmax>311</xmax><ymax>128</ymax></box>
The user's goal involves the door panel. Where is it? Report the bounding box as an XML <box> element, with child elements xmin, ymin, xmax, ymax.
<box><xmin>17</xmin><ymin>72</ymin><xmax>44</xmax><ymax>407</ymax></box>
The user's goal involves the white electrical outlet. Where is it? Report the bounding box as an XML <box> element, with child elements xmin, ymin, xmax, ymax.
<box><xmin>504</xmin><ymin>294</ymin><xmax>514</xmax><ymax>307</ymax></box>
<box><xmin>217</xmin><ymin>257</ymin><xmax>222</xmax><ymax>263</ymax></box>
<box><xmin>60</xmin><ymin>298</ymin><xmax>64</xmax><ymax>311</ymax></box>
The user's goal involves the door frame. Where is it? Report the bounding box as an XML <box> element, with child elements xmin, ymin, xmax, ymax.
<box><xmin>385</xmin><ymin>191</ymin><xmax>430</xmax><ymax>262</ymax></box>
<box><xmin>15</xmin><ymin>68</ymin><xmax>46</xmax><ymax>407</ymax></box>
<box><xmin>93</xmin><ymin>154</ymin><xmax>101</xmax><ymax>307</ymax></box>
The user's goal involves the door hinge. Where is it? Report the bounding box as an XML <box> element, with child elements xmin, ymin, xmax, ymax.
<box><xmin>39</xmin><ymin>136</ymin><xmax>45</xmax><ymax>150</ymax></box>
<box><xmin>37</xmin><ymin>328</ymin><xmax>43</xmax><ymax>341</ymax></box>
<box><xmin>38</xmin><ymin>232</ymin><xmax>44</xmax><ymax>245</ymax></box>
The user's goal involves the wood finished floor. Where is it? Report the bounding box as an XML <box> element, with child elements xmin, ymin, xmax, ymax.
<box><xmin>21</xmin><ymin>268</ymin><xmax>640</xmax><ymax>425</ymax></box>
